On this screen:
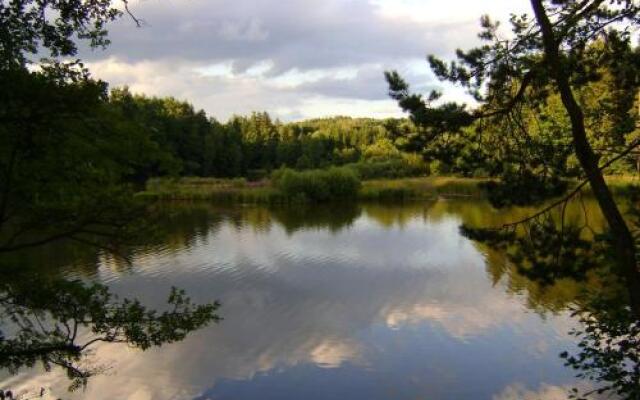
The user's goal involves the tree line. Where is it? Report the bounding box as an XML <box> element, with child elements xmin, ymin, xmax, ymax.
<box><xmin>108</xmin><ymin>88</ymin><xmax>425</xmax><ymax>180</ymax></box>
<box><xmin>106</xmin><ymin>56</ymin><xmax>640</xmax><ymax>184</ymax></box>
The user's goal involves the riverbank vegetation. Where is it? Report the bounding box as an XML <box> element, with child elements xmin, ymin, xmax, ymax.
<box><xmin>141</xmin><ymin>174</ymin><xmax>638</xmax><ymax>204</ymax></box>
<box><xmin>101</xmin><ymin>84</ymin><xmax>640</xmax><ymax>205</ymax></box>
<box><xmin>140</xmin><ymin>174</ymin><xmax>490</xmax><ymax>203</ymax></box>
<box><xmin>67</xmin><ymin>61</ymin><xmax>639</xmax><ymax>208</ymax></box>
<box><xmin>105</xmin><ymin>87</ymin><xmax>640</xmax><ymax>185</ymax></box>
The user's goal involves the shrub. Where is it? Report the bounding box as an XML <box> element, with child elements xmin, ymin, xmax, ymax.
<box><xmin>274</xmin><ymin>167</ymin><xmax>361</xmax><ymax>202</ymax></box>
<box><xmin>402</xmin><ymin>153</ymin><xmax>427</xmax><ymax>172</ymax></box>
<box><xmin>363</xmin><ymin>138</ymin><xmax>402</xmax><ymax>162</ymax></box>
<box><xmin>429</xmin><ymin>160</ymin><xmax>451</xmax><ymax>176</ymax></box>
<box><xmin>333</xmin><ymin>147</ymin><xmax>360</xmax><ymax>164</ymax></box>
<box><xmin>472</xmin><ymin>168</ymin><xmax>489</xmax><ymax>178</ymax></box>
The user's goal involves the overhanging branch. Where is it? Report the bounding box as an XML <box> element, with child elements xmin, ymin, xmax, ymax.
<box><xmin>498</xmin><ymin>138</ymin><xmax>640</xmax><ymax>229</ymax></box>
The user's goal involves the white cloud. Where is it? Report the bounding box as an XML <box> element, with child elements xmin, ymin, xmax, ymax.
<box><xmin>87</xmin><ymin>57</ymin><xmax>409</xmax><ymax>120</ymax></box>
<box><xmin>75</xmin><ymin>0</ymin><xmax>535</xmax><ymax>120</ymax></box>
<box><xmin>373</xmin><ymin>0</ymin><xmax>530</xmax><ymax>24</ymax></box>
<box><xmin>493</xmin><ymin>382</ymin><xmax>604</xmax><ymax>400</ymax></box>
<box><xmin>0</xmin><ymin>203</ymin><xmax>583</xmax><ymax>399</ymax></box>
<box><xmin>309</xmin><ymin>339</ymin><xmax>362</xmax><ymax>368</ymax></box>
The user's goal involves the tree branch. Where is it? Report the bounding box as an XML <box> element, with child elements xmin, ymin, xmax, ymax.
<box><xmin>499</xmin><ymin>138</ymin><xmax>640</xmax><ymax>229</ymax></box>
<box><xmin>474</xmin><ymin>69</ymin><xmax>537</xmax><ymax>119</ymax></box>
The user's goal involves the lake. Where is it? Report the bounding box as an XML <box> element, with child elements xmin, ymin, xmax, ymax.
<box><xmin>1</xmin><ymin>198</ymin><xmax>609</xmax><ymax>399</ymax></box>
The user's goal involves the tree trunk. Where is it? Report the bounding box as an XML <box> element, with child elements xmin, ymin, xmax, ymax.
<box><xmin>531</xmin><ymin>0</ymin><xmax>640</xmax><ymax>318</ymax></box>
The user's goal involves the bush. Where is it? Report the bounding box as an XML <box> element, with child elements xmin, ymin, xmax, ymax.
<box><xmin>274</xmin><ymin>167</ymin><xmax>361</xmax><ymax>202</ymax></box>
<box><xmin>472</xmin><ymin>168</ymin><xmax>489</xmax><ymax>178</ymax></box>
<box><xmin>363</xmin><ymin>138</ymin><xmax>402</xmax><ymax>162</ymax></box>
<box><xmin>429</xmin><ymin>160</ymin><xmax>451</xmax><ymax>176</ymax></box>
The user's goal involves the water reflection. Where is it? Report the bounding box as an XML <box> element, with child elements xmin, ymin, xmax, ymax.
<box><xmin>1</xmin><ymin>199</ymin><xmax>616</xmax><ymax>399</ymax></box>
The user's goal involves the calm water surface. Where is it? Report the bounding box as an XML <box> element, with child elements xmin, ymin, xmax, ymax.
<box><xmin>3</xmin><ymin>199</ymin><xmax>603</xmax><ymax>399</ymax></box>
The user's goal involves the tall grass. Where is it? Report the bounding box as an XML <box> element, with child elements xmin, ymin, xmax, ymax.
<box><xmin>273</xmin><ymin>167</ymin><xmax>361</xmax><ymax>202</ymax></box>
<box><xmin>139</xmin><ymin>177</ymin><xmax>285</xmax><ymax>204</ymax></box>
<box><xmin>139</xmin><ymin>175</ymin><xmax>490</xmax><ymax>204</ymax></box>
<box><xmin>141</xmin><ymin>169</ymin><xmax>362</xmax><ymax>204</ymax></box>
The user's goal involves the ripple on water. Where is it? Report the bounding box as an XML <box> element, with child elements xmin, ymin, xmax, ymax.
<box><xmin>32</xmin><ymin>202</ymin><xmax>593</xmax><ymax>400</ymax></box>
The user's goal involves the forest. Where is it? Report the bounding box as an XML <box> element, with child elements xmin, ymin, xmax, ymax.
<box><xmin>100</xmin><ymin>60</ymin><xmax>640</xmax><ymax>185</ymax></box>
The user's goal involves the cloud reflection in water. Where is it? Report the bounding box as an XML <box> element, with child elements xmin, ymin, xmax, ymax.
<box><xmin>2</xmin><ymin>201</ymin><xmax>586</xmax><ymax>399</ymax></box>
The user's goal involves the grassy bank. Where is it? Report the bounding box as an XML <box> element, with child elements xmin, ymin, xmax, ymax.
<box><xmin>139</xmin><ymin>176</ymin><xmax>488</xmax><ymax>204</ymax></box>
<box><xmin>138</xmin><ymin>175</ymin><xmax>640</xmax><ymax>204</ymax></box>
<box><xmin>359</xmin><ymin>177</ymin><xmax>488</xmax><ymax>200</ymax></box>
<box><xmin>139</xmin><ymin>177</ymin><xmax>286</xmax><ymax>203</ymax></box>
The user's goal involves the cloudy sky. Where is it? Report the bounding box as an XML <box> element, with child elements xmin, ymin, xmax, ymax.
<box><xmin>81</xmin><ymin>0</ymin><xmax>531</xmax><ymax>121</ymax></box>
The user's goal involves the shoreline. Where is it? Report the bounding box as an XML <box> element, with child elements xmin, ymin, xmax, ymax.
<box><xmin>138</xmin><ymin>175</ymin><xmax>640</xmax><ymax>205</ymax></box>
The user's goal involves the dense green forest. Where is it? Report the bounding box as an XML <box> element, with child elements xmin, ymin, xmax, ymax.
<box><xmin>106</xmin><ymin>59</ymin><xmax>640</xmax><ymax>184</ymax></box>
<box><xmin>109</xmin><ymin>88</ymin><xmax>426</xmax><ymax>180</ymax></box>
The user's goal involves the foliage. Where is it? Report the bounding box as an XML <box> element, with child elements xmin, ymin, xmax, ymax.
<box><xmin>93</xmin><ymin>80</ymin><xmax>640</xmax><ymax>186</ymax></box>
<box><xmin>0</xmin><ymin>68</ymin><xmax>221</xmax><ymax>388</ymax></box>
<box><xmin>384</xmin><ymin>0</ymin><xmax>640</xmax><ymax>352</ymax></box>
<box><xmin>99</xmin><ymin>89</ymin><xmax>640</xmax><ymax>189</ymax></box>
<box><xmin>0</xmin><ymin>0</ymin><xmax>126</xmax><ymax>68</ymax></box>
<box><xmin>0</xmin><ymin>271</ymin><xmax>219</xmax><ymax>390</ymax></box>
<box><xmin>141</xmin><ymin>176</ymin><xmax>486</xmax><ymax>204</ymax></box>
<box><xmin>0</xmin><ymin>0</ymin><xmax>220</xmax><ymax>390</ymax></box>
<box><xmin>273</xmin><ymin>167</ymin><xmax>361</xmax><ymax>202</ymax></box>
<box><xmin>0</xmin><ymin>68</ymin><xmax>163</xmax><ymax>254</ymax></box>
<box><xmin>359</xmin><ymin>176</ymin><xmax>484</xmax><ymax>201</ymax></box>
<box><xmin>385</xmin><ymin>2</ymin><xmax>640</xmax><ymax>205</ymax></box>
<box><xmin>562</xmin><ymin>302</ymin><xmax>640</xmax><ymax>400</ymax></box>
<box><xmin>358</xmin><ymin>185</ymin><xmax>418</xmax><ymax>201</ymax></box>
<box><xmin>107</xmin><ymin>96</ymin><xmax>433</xmax><ymax>179</ymax></box>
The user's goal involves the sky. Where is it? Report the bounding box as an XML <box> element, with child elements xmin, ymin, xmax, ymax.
<box><xmin>80</xmin><ymin>0</ymin><xmax>532</xmax><ymax>122</ymax></box>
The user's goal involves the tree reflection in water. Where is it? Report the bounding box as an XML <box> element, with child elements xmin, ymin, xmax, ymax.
<box><xmin>462</xmin><ymin>193</ymin><xmax>640</xmax><ymax>399</ymax></box>
<box><xmin>3</xmin><ymin>199</ymin><xmax>640</xmax><ymax>398</ymax></box>
<box><xmin>562</xmin><ymin>302</ymin><xmax>639</xmax><ymax>399</ymax></box>
<box><xmin>0</xmin><ymin>268</ymin><xmax>220</xmax><ymax>393</ymax></box>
